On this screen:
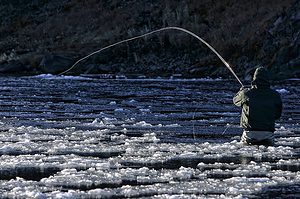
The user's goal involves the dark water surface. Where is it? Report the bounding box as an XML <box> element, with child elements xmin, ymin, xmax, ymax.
<box><xmin>0</xmin><ymin>75</ymin><xmax>299</xmax><ymax>198</ymax></box>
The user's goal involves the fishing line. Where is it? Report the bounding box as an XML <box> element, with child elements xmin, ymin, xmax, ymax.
<box><xmin>59</xmin><ymin>26</ymin><xmax>244</xmax><ymax>87</ymax></box>
<box><xmin>222</xmin><ymin>123</ymin><xmax>231</xmax><ymax>135</ymax></box>
<box><xmin>59</xmin><ymin>26</ymin><xmax>243</xmax><ymax>139</ymax></box>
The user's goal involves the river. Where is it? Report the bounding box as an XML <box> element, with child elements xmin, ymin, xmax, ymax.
<box><xmin>0</xmin><ymin>75</ymin><xmax>299</xmax><ymax>198</ymax></box>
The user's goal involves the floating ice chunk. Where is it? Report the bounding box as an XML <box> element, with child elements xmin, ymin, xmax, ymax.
<box><xmin>144</xmin><ymin>133</ymin><xmax>160</xmax><ymax>143</ymax></box>
<box><xmin>6</xmin><ymin>184</ymin><xmax>48</xmax><ymax>199</ymax></box>
<box><xmin>33</xmin><ymin>74</ymin><xmax>90</xmax><ymax>80</ymax></box>
<box><xmin>139</xmin><ymin>109</ymin><xmax>151</xmax><ymax>112</ymax></box>
<box><xmin>189</xmin><ymin>77</ymin><xmax>223</xmax><ymax>81</ymax></box>
<box><xmin>138</xmin><ymin>167</ymin><xmax>150</xmax><ymax>174</ymax></box>
<box><xmin>96</xmin><ymin>162</ymin><xmax>110</xmax><ymax>170</ymax></box>
<box><xmin>25</xmin><ymin>191</ymin><xmax>46</xmax><ymax>199</ymax></box>
<box><xmin>168</xmin><ymin>195</ymin><xmax>187</xmax><ymax>199</ymax></box>
<box><xmin>91</xmin><ymin>118</ymin><xmax>103</xmax><ymax>125</ymax></box>
<box><xmin>179</xmin><ymin>152</ymin><xmax>197</xmax><ymax>158</ymax></box>
<box><xmin>60</xmin><ymin>168</ymin><xmax>77</xmax><ymax>175</ymax></box>
<box><xmin>247</xmin><ymin>177</ymin><xmax>270</xmax><ymax>182</ymax></box>
<box><xmin>110</xmin><ymin>134</ymin><xmax>126</xmax><ymax>141</ymax></box>
<box><xmin>125</xmin><ymin>147</ymin><xmax>134</xmax><ymax>154</ymax></box>
<box><xmin>121</xmin><ymin>185</ymin><xmax>138</xmax><ymax>197</ymax></box>
<box><xmin>103</xmin><ymin>117</ymin><xmax>117</xmax><ymax>122</ymax></box>
<box><xmin>152</xmin><ymin>152</ymin><xmax>163</xmax><ymax>158</ymax></box>
<box><xmin>133</xmin><ymin>121</ymin><xmax>152</xmax><ymax>127</ymax></box>
<box><xmin>114</xmin><ymin>108</ymin><xmax>124</xmax><ymax>112</ymax></box>
<box><xmin>129</xmin><ymin>99</ymin><xmax>137</xmax><ymax>103</ymax></box>
<box><xmin>109</xmin><ymin>101</ymin><xmax>117</xmax><ymax>105</ymax></box>
<box><xmin>0</xmin><ymin>145</ymin><xmax>21</xmax><ymax>154</ymax></box>
<box><xmin>51</xmin><ymin>191</ymin><xmax>79</xmax><ymax>199</ymax></box>
<box><xmin>89</xmin><ymin>117</ymin><xmax>117</xmax><ymax>127</ymax></box>
<box><xmin>197</xmin><ymin>162</ymin><xmax>205</xmax><ymax>167</ymax></box>
<box><xmin>165</xmin><ymin>124</ymin><xmax>181</xmax><ymax>127</ymax></box>
<box><xmin>276</xmin><ymin>88</ymin><xmax>289</xmax><ymax>94</ymax></box>
<box><xmin>228</xmin><ymin>187</ymin><xmax>239</xmax><ymax>194</ymax></box>
<box><xmin>88</xmin><ymin>189</ymin><xmax>114</xmax><ymax>198</ymax></box>
<box><xmin>33</xmin><ymin>74</ymin><xmax>54</xmax><ymax>78</ymax></box>
<box><xmin>87</xmin><ymin>168</ymin><xmax>96</xmax><ymax>172</ymax></box>
<box><xmin>62</xmin><ymin>75</ymin><xmax>91</xmax><ymax>80</ymax></box>
<box><xmin>175</xmin><ymin>167</ymin><xmax>194</xmax><ymax>180</ymax></box>
<box><xmin>116</xmin><ymin>75</ymin><xmax>127</xmax><ymax>79</ymax></box>
<box><xmin>279</xmin><ymin>126</ymin><xmax>286</xmax><ymax>130</ymax></box>
<box><xmin>125</xmin><ymin>132</ymin><xmax>160</xmax><ymax>143</ymax></box>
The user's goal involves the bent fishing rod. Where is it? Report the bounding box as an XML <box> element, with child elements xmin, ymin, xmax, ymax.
<box><xmin>59</xmin><ymin>26</ymin><xmax>244</xmax><ymax>87</ymax></box>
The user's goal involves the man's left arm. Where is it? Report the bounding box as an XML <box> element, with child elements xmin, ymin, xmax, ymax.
<box><xmin>233</xmin><ymin>87</ymin><xmax>246</xmax><ymax>107</ymax></box>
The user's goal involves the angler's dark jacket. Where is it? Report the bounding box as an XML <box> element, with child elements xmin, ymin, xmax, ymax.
<box><xmin>233</xmin><ymin>68</ymin><xmax>282</xmax><ymax>132</ymax></box>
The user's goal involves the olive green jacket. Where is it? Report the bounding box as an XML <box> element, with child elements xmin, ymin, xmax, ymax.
<box><xmin>233</xmin><ymin>69</ymin><xmax>282</xmax><ymax>132</ymax></box>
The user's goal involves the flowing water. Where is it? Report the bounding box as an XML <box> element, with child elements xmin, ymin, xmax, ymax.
<box><xmin>0</xmin><ymin>75</ymin><xmax>299</xmax><ymax>198</ymax></box>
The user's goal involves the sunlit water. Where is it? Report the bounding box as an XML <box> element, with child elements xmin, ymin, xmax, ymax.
<box><xmin>0</xmin><ymin>75</ymin><xmax>299</xmax><ymax>198</ymax></box>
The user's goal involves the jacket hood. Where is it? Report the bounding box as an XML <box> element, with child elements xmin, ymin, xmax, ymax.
<box><xmin>251</xmin><ymin>67</ymin><xmax>270</xmax><ymax>88</ymax></box>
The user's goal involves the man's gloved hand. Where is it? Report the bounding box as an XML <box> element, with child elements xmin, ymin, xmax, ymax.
<box><xmin>239</xmin><ymin>85</ymin><xmax>250</xmax><ymax>91</ymax></box>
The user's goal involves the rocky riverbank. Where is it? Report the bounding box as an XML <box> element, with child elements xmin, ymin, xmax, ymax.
<box><xmin>0</xmin><ymin>0</ymin><xmax>299</xmax><ymax>79</ymax></box>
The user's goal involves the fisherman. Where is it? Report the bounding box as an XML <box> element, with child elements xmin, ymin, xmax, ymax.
<box><xmin>233</xmin><ymin>67</ymin><xmax>282</xmax><ymax>146</ymax></box>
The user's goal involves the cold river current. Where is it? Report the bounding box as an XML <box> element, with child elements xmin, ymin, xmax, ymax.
<box><xmin>0</xmin><ymin>75</ymin><xmax>299</xmax><ymax>198</ymax></box>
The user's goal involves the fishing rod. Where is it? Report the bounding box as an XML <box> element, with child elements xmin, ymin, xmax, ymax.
<box><xmin>59</xmin><ymin>26</ymin><xmax>244</xmax><ymax>87</ymax></box>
